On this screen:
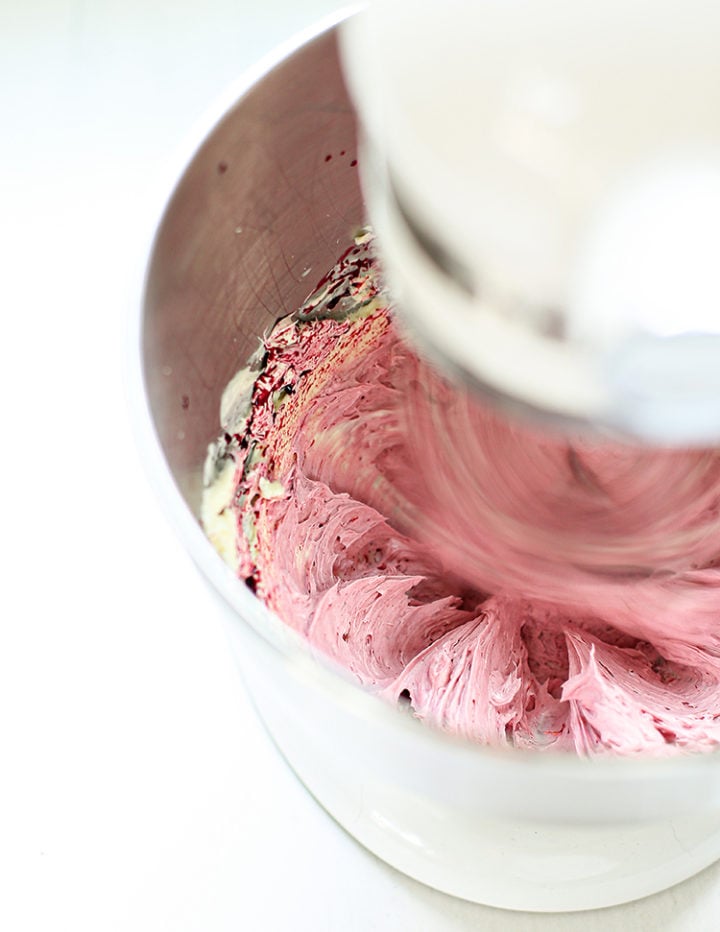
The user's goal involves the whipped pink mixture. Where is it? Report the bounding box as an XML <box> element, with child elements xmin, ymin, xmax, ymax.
<box><xmin>203</xmin><ymin>235</ymin><xmax>720</xmax><ymax>756</ymax></box>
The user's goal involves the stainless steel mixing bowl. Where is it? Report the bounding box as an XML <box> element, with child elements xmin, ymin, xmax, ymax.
<box><xmin>138</xmin><ymin>14</ymin><xmax>720</xmax><ymax>911</ymax></box>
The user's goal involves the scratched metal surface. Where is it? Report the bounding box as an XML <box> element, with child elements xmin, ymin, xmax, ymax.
<box><xmin>142</xmin><ymin>26</ymin><xmax>363</xmax><ymax>515</ymax></box>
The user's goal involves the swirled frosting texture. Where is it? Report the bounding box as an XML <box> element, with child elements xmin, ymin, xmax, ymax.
<box><xmin>202</xmin><ymin>237</ymin><xmax>720</xmax><ymax>756</ymax></box>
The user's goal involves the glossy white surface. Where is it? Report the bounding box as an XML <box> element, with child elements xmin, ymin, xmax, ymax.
<box><xmin>4</xmin><ymin>1</ymin><xmax>720</xmax><ymax>929</ymax></box>
<box><xmin>343</xmin><ymin>1</ymin><xmax>720</xmax><ymax>441</ymax></box>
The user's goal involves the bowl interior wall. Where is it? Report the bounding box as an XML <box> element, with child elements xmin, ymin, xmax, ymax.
<box><xmin>143</xmin><ymin>30</ymin><xmax>363</xmax><ymax>514</ymax></box>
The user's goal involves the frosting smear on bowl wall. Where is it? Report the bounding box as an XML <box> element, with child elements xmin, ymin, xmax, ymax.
<box><xmin>202</xmin><ymin>233</ymin><xmax>720</xmax><ymax>757</ymax></box>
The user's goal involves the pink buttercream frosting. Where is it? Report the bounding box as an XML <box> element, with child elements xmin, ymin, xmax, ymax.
<box><xmin>202</xmin><ymin>236</ymin><xmax>720</xmax><ymax>756</ymax></box>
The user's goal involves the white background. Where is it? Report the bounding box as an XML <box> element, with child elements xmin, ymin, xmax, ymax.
<box><xmin>3</xmin><ymin>1</ymin><xmax>720</xmax><ymax>929</ymax></box>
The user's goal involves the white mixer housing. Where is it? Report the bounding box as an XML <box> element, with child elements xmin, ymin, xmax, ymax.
<box><xmin>341</xmin><ymin>0</ymin><xmax>720</xmax><ymax>442</ymax></box>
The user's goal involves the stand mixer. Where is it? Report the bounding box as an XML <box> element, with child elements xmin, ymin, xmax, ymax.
<box><xmin>139</xmin><ymin>10</ymin><xmax>720</xmax><ymax>910</ymax></box>
<box><xmin>341</xmin><ymin>0</ymin><xmax>720</xmax><ymax>445</ymax></box>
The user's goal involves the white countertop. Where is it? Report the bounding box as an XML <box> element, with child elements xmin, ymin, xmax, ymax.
<box><xmin>3</xmin><ymin>2</ymin><xmax>720</xmax><ymax>929</ymax></box>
